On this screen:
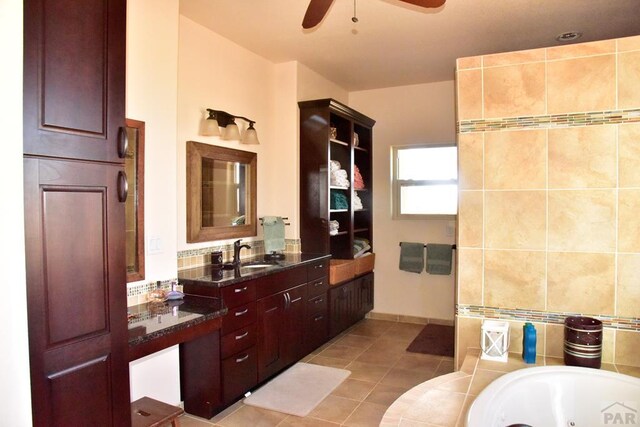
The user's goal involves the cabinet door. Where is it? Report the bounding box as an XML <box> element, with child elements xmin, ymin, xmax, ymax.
<box><xmin>281</xmin><ymin>284</ymin><xmax>307</xmax><ymax>366</ymax></box>
<box><xmin>359</xmin><ymin>273</ymin><xmax>374</xmax><ymax>317</ymax></box>
<box><xmin>24</xmin><ymin>0</ymin><xmax>126</xmax><ymax>163</ymax></box>
<box><xmin>24</xmin><ymin>158</ymin><xmax>130</xmax><ymax>427</ymax></box>
<box><xmin>257</xmin><ymin>292</ymin><xmax>284</xmax><ymax>382</ymax></box>
<box><xmin>329</xmin><ymin>283</ymin><xmax>352</xmax><ymax>338</ymax></box>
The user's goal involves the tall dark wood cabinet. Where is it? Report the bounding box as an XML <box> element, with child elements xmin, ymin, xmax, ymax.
<box><xmin>299</xmin><ymin>99</ymin><xmax>376</xmax><ymax>337</ymax></box>
<box><xmin>299</xmin><ymin>99</ymin><xmax>375</xmax><ymax>258</ymax></box>
<box><xmin>23</xmin><ymin>1</ymin><xmax>130</xmax><ymax>426</ymax></box>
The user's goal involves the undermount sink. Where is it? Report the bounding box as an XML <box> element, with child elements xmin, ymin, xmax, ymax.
<box><xmin>241</xmin><ymin>262</ymin><xmax>278</xmax><ymax>269</ymax></box>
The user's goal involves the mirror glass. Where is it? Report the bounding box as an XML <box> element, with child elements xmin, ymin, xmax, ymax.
<box><xmin>187</xmin><ymin>141</ymin><xmax>257</xmax><ymax>242</ymax></box>
<box><xmin>125</xmin><ymin>119</ymin><xmax>145</xmax><ymax>283</ymax></box>
<box><xmin>201</xmin><ymin>159</ymin><xmax>249</xmax><ymax>227</ymax></box>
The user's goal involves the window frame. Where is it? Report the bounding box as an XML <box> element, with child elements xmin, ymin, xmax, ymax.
<box><xmin>391</xmin><ymin>143</ymin><xmax>458</xmax><ymax>220</ymax></box>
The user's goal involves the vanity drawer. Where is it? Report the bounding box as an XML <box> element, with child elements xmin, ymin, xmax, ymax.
<box><xmin>222</xmin><ymin>346</ymin><xmax>257</xmax><ymax>403</ymax></box>
<box><xmin>307</xmin><ymin>276</ymin><xmax>329</xmax><ymax>298</ymax></box>
<box><xmin>307</xmin><ymin>259</ymin><xmax>329</xmax><ymax>281</ymax></box>
<box><xmin>221</xmin><ymin>281</ymin><xmax>256</xmax><ymax>309</ymax></box>
<box><xmin>221</xmin><ymin>324</ymin><xmax>256</xmax><ymax>359</ymax></box>
<box><xmin>222</xmin><ymin>302</ymin><xmax>256</xmax><ymax>335</ymax></box>
<box><xmin>307</xmin><ymin>293</ymin><xmax>328</xmax><ymax>317</ymax></box>
<box><xmin>305</xmin><ymin>312</ymin><xmax>328</xmax><ymax>354</ymax></box>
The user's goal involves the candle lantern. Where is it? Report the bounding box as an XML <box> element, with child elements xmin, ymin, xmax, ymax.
<box><xmin>481</xmin><ymin>320</ymin><xmax>510</xmax><ymax>362</ymax></box>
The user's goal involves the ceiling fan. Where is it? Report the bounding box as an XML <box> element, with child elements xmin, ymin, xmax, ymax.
<box><xmin>302</xmin><ymin>0</ymin><xmax>446</xmax><ymax>29</ymax></box>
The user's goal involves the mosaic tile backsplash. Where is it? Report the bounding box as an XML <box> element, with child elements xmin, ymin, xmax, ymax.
<box><xmin>126</xmin><ymin>239</ymin><xmax>301</xmax><ymax>307</ymax></box>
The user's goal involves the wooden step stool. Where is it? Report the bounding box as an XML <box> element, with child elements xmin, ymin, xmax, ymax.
<box><xmin>131</xmin><ymin>396</ymin><xmax>184</xmax><ymax>427</ymax></box>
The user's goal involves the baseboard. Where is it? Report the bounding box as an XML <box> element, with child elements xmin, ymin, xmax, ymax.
<box><xmin>366</xmin><ymin>311</ymin><xmax>454</xmax><ymax>327</ymax></box>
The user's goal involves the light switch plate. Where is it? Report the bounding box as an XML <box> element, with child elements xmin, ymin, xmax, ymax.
<box><xmin>147</xmin><ymin>236</ymin><xmax>163</xmax><ymax>255</ymax></box>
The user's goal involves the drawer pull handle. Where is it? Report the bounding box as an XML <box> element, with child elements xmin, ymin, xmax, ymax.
<box><xmin>315</xmin><ymin>264</ymin><xmax>323</xmax><ymax>269</ymax></box>
<box><xmin>235</xmin><ymin>331</ymin><xmax>249</xmax><ymax>340</ymax></box>
<box><xmin>235</xmin><ymin>308</ymin><xmax>249</xmax><ymax>316</ymax></box>
<box><xmin>314</xmin><ymin>315</ymin><xmax>324</xmax><ymax>322</ymax></box>
<box><xmin>234</xmin><ymin>286</ymin><xmax>248</xmax><ymax>293</ymax></box>
<box><xmin>313</xmin><ymin>281</ymin><xmax>323</xmax><ymax>287</ymax></box>
<box><xmin>235</xmin><ymin>354</ymin><xmax>249</xmax><ymax>363</ymax></box>
<box><xmin>314</xmin><ymin>298</ymin><xmax>324</xmax><ymax>304</ymax></box>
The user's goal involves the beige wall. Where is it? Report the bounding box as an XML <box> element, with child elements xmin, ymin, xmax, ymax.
<box><xmin>176</xmin><ymin>16</ymin><xmax>276</xmax><ymax>252</ymax></box>
<box><xmin>0</xmin><ymin>1</ymin><xmax>32</xmax><ymax>424</ymax></box>
<box><xmin>126</xmin><ymin>0</ymin><xmax>182</xmax><ymax>404</ymax></box>
<box><xmin>297</xmin><ymin>62</ymin><xmax>349</xmax><ymax>104</ymax></box>
<box><xmin>350</xmin><ymin>81</ymin><xmax>457</xmax><ymax>322</ymax></box>
<box><xmin>455</xmin><ymin>36</ymin><xmax>640</xmax><ymax>368</ymax></box>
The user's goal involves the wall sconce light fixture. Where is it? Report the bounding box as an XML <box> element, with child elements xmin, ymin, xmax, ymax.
<box><xmin>202</xmin><ymin>108</ymin><xmax>260</xmax><ymax>145</ymax></box>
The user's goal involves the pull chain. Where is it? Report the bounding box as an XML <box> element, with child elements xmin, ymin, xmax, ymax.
<box><xmin>352</xmin><ymin>0</ymin><xmax>358</xmax><ymax>23</ymax></box>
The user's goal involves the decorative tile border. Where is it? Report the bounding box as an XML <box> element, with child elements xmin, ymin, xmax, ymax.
<box><xmin>127</xmin><ymin>278</ymin><xmax>176</xmax><ymax>298</ymax></box>
<box><xmin>456</xmin><ymin>304</ymin><xmax>640</xmax><ymax>331</ymax></box>
<box><xmin>177</xmin><ymin>239</ymin><xmax>301</xmax><ymax>271</ymax></box>
<box><xmin>458</xmin><ymin>108</ymin><xmax>640</xmax><ymax>133</ymax></box>
<box><xmin>177</xmin><ymin>238</ymin><xmax>301</xmax><ymax>259</ymax></box>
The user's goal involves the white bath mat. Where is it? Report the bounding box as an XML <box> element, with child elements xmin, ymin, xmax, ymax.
<box><xmin>243</xmin><ymin>362</ymin><xmax>351</xmax><ymax>417</ymax></box>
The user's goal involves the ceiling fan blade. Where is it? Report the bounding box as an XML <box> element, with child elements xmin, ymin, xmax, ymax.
<box><xmin>398</xmin><ymin>0</ymin><xmax>446</xmax><ymax>8</ymax></box>
<box><xmin>302</xmin><ymin>0</ymin><xmax>335</xmax><ymax>29</ymax></box>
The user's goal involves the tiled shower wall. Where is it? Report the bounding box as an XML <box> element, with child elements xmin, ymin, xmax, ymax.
<box><xmin>455</xmin><ymin>36</ymin><xmax>640</xmax><ymax>369</ymax></box>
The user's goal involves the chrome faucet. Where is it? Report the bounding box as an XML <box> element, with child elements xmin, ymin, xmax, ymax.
<box><xmin>233</xmin><ymin>239</ymin><xmax>251</xmax><ymax>265</ymax></box>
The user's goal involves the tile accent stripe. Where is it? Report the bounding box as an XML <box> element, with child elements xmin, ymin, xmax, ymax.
<box><xmin>127</xmin><ymin>279</ymin><xmax>175</xmax><ymax>298</ymax></box>
<box><xmin>176</xmin><ymin>238</ymin><xmax>301</xmax><ymax>259</ymax></box>
<box><xmin>458</xmin><ymin>108</ymin><xmax>640</xmax><ymax>133</ymax></box>
<box><xmin>456</xmin><ymin>304</ymin><xmax>640</xmax><ymax>331</ymax></box>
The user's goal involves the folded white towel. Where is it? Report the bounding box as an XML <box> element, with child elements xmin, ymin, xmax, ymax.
<box><xmin>353</xmin><ymin>192</ymin><xmax>363</xmax><ymax>210</ymax></box>
<box><xmin>330</xmin><ymin>160</ymin><xmax>341</xmax><ymax>172</ymax></box>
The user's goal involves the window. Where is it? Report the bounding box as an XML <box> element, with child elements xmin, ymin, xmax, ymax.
<box><xmin>392</xmin><ymin>144</ymin><xmax>458</xmax><ymax>218</ymax></box>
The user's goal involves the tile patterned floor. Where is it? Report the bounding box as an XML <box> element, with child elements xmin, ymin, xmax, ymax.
<box><xmin>178</xmin><ymin>319</ymin><xmax>454</xmax><ymax>427</ymax></box>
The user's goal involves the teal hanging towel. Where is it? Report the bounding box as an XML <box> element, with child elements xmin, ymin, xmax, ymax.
<box><xmin>426</xmin><ymin>244</ymin><xmax>453</xmax><ymax>275</ymax></box>
<box><xmin>399</xmin><ymin>242</ymin><xmax>425</xmax><ymax>274</ymax></box>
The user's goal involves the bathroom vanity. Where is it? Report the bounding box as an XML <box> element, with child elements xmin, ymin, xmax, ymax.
<box><xmin>177</xmin><ymin>253</ymin><xmax>332</xmax><ymax>418</ymax></box>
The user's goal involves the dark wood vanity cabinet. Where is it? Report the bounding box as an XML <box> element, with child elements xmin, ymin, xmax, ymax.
<box><xmin>219</xmin><ymin>282</ymin><xmax>258</xmax><ymax>407</ymax></box>
<box><xmin>180</xmin><ymin>330</ymin><xmax>222</xmax><ymax>418</ymax></box>
<box><xmin>180</xmin><ymin>258</ymin><xmax>330</xmax><ymax>416</ymax></box>
<box><xmin>304</xmin><ymin>276</ymin><xmax>330</xmax><ymax>355</ymax></box>
<box><xmin>257</xmin><ymin>283</ymin><xmax>307</xmax><ymax>382</ymax></box>
<box><xmin>329</xmin><ymin>273</ymin><xmax>374</xmax><ymax>338</ymax></box>
<box><xmin>23</xmin><ymin>0</ymin><xmax>129</xmax><ymax>425</ymax></box>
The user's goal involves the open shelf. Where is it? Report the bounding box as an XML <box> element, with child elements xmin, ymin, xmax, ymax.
<box><xmin>330</xmin><ymin>138</ymin><xmax>349</xmax><ymax>146</ymax></box>
<box><xmin>300</xmin><ymin>98</ymin><xmax>375</xmax><ymax>259</ymax></box>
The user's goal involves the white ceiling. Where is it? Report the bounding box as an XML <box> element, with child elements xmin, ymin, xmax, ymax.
<box><xmin>180</xmin><ymin>0</ymin><xmax>640</xmax><ymax>91</ymax></box>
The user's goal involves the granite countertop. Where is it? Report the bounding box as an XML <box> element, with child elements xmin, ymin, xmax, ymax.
<box><xmin>127</xmin><ymin>295</ymin><xmax>227</xmax><ymax>347</ymax></box>
<box><xmin>177</xmin><ymin>252</ymin><xmax>331</xmax><ymax>287</ymax></box>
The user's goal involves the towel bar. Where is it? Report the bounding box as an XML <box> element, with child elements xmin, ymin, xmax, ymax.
<box><xmin>398</xmin><ymin>243</ymin><xmax>456</xmax><ymax>249</ymax></box>
<box><xmin>259</xmin><ymin>217</ymin><xmax>291</xmax><ymax>226</ymax></box>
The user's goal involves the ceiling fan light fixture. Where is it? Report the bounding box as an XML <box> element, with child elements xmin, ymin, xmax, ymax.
<box><xmin>555</xmin><ymin>31</ymin><xmax>582</xmax><ymax>42</ymax></box>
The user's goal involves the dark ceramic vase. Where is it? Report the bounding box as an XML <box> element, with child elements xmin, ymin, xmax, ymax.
<box><xmin>564</xmin><ymin>316</ymin><xmax>602</xmax><ymax>369</ymax></box>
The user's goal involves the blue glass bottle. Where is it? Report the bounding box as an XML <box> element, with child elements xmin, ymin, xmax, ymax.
<box><xmin>522</xmin><ymin>322</ymin><xmax>537</xmax><ymax>364</ymax></box>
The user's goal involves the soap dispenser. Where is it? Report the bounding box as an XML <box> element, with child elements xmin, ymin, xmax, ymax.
<box><xmin>522</xmin><ymin>322</ymin><xmax>537</xmax><ymax>364</ymax></box>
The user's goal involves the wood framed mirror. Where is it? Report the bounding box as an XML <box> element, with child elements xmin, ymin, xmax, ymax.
<box><xmin>187</xmin><ymin>141</ymin><xmax>257</xmax><ymax>242</ymax></box>
<box><xmin>125</xmin><ymin>119</ymin><xmax>145</xmax><ymax>282</ymax></box>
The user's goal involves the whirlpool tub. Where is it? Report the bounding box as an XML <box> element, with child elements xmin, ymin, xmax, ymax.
<box><xmin>466</xmin><ymin>366</ymin><xmax>640</xmax><ymax>427</ymax></box>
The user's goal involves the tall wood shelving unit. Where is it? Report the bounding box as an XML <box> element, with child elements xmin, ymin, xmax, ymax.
<box><xmin>299</xmin><ymin>99</ymin><xmax>376</xmax><ymax>259</ymax></box>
